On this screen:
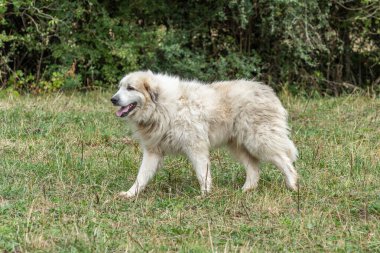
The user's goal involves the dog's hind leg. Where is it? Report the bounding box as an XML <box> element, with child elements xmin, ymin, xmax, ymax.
<box><xmin>241</xmin><ymin>136</ymin><xmax>298</xmax><ymax>191</ymax></box>
<box><xmin>228</xmin><ymin>143</ymin><xmax>260</xmax><ymax>192</ymax></box>
<box><xmin>269</xmin><ymin>154</ymin><xmax>298</xmax><ymax>191</ymax></box>
<box><xmin>119</xmin><ymin>149</ymin><xmax>162</xmax><ymax>199</ymax></box>
<box><xmin>186</xmin><ymin>150</ymin><xmax>212</xmax><ymax>195</ymax></box>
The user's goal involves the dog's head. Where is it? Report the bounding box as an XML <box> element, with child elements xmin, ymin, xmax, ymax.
<box><xmin>111</xmin><ymin>70</ymin><xmax>159</xmax><ymax>120</ymax></box>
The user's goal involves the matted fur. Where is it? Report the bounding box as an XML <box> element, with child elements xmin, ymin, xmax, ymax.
<box><xmin>111</xmin><ymin>71</ymin><xmax>298</xmax><ymax>198</ymax></box>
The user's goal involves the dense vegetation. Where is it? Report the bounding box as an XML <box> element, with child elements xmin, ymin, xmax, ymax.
<box><xmin>1</xmin><ymin>0</ymin><xmax>379</xmax><ymax>94</ymax></box>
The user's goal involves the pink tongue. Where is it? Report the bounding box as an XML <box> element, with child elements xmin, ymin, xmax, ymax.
<box><xmin>116</xmin><ymin>106</ymin><xmax>130</xmax><ymax>117</ymax></box>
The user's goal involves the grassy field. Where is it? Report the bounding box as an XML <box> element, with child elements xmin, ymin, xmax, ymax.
<box><xmin>0</xmin><ymin>91</ymin><xmax>379</xmax><ymax>252</ymax></box>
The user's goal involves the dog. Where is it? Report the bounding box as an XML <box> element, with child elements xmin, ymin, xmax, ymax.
<box><xmin>111</xmin><ymin>70</ymin><xmax>298</xmax><ymax>198</ymax></box>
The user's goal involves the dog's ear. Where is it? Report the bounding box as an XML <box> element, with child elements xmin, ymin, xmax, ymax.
<box><xmin>143</xmin><ymin>78</ymin><xmax>159</xmax><ymax>103</ymax></box>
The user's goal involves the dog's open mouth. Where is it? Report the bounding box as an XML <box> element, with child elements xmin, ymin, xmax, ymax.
<box><xmin>116</xmin><ymin>102</ymin><xmax>137</xmax><ymax>117</ymax></box>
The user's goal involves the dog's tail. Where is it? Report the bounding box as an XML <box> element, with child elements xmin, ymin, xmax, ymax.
<box><xmin>287</xmin><ymin>139</ymin><xmax>298</xmax><ymax>163</ymax></box>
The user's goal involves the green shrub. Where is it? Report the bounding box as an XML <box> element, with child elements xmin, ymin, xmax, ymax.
<box><xmin>0</xmin><ymin>0</ymin><xmax>378</xmax><ymax>94</ymax></box>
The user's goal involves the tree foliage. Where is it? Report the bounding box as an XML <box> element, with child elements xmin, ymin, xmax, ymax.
<box><xmin>0</xmin><ymin>0</ymin><xmax>379</xmax><ymax>94</ymax></box>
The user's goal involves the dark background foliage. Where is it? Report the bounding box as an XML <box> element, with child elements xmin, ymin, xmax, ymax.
<box><xmin>0</xmin><ymin>0</ymin><xmax>379</xmax><ymax>94</ymax></box>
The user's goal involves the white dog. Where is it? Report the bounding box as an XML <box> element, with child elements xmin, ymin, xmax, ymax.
<box><xmin>111</xmin><ymin>71</ymin><xmax>298</xmax><ymax>198</ymax></box>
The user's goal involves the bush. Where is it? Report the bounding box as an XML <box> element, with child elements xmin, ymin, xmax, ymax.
<box><xmin>0</xmin><ymin>0</ymin><xmax>379</xmax><ymax>94</ymax></box>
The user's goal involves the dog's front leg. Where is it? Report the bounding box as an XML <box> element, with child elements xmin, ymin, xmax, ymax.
<box><xmin>119</xmin><ymin>149</ymin><xmax>162</xmax><ymax>199</ymax></box>
<box><xmin>186</xmin><ymin>151</ymin><xmax>212</xmax><ymax>195</ymax></box>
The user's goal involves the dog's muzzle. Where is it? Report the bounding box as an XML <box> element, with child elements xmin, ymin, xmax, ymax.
<box><xmin>111</xmin><ymin>96</ymin><xmax>119</xmax><ymax>105</ymax></box>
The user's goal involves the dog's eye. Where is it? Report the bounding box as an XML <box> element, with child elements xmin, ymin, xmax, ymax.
<box><xmin>127</xmin><ymin>86</ymin><xmax>135</xmax><ymax>91</ymax></box>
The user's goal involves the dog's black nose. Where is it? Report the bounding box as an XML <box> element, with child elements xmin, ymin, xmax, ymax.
<box><xmin>111</xmin><ymin>97</ymin><xmax>119</xmax><ymax>105</ymax></box>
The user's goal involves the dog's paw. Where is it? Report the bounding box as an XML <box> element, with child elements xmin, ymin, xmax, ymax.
<box><xmin>195</xmin><ymin>190</ymin><xmax>211</xmax><ymax>199</ymax></box>
<box><xmin>118</xmin><ymin>191</ymin><xmax>135</xmax><ymax>199</ymax></box>
<box><xmin>242</xmin><ymin>187</ymin><xmax>254</xmax><ymax>193</ymax></box>
<box><xmin>285</xmin><ymin>179</ymin><xmax>298</xmax><ymax>191</ymax></box>
<box><xmin>241</xmin><ymin>183</ymin><xmax>258</xmax><ymax>193</ymax></box>
<box><xmin>287</xmin><ymin>183</ymin><xmax>298</xmax><ymax>191</ymax></box>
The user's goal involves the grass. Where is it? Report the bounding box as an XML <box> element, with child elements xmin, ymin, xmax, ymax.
<box><xmin>0</xmin><ymin>91</ymin><xmax>379</xmax><ymax>252</ymax></box>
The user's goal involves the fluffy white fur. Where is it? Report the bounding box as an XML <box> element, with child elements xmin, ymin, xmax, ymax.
<box><xmin>111</xmin><ymin>71</ymin><xmax>298</xmax><ymax>198</ymax></box>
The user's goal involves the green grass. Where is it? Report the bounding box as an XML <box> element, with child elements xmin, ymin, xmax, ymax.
<box><xmin>0</xmin><ymin>91</ymin><xmax>379</xmax><ymax>252</ymax></box>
